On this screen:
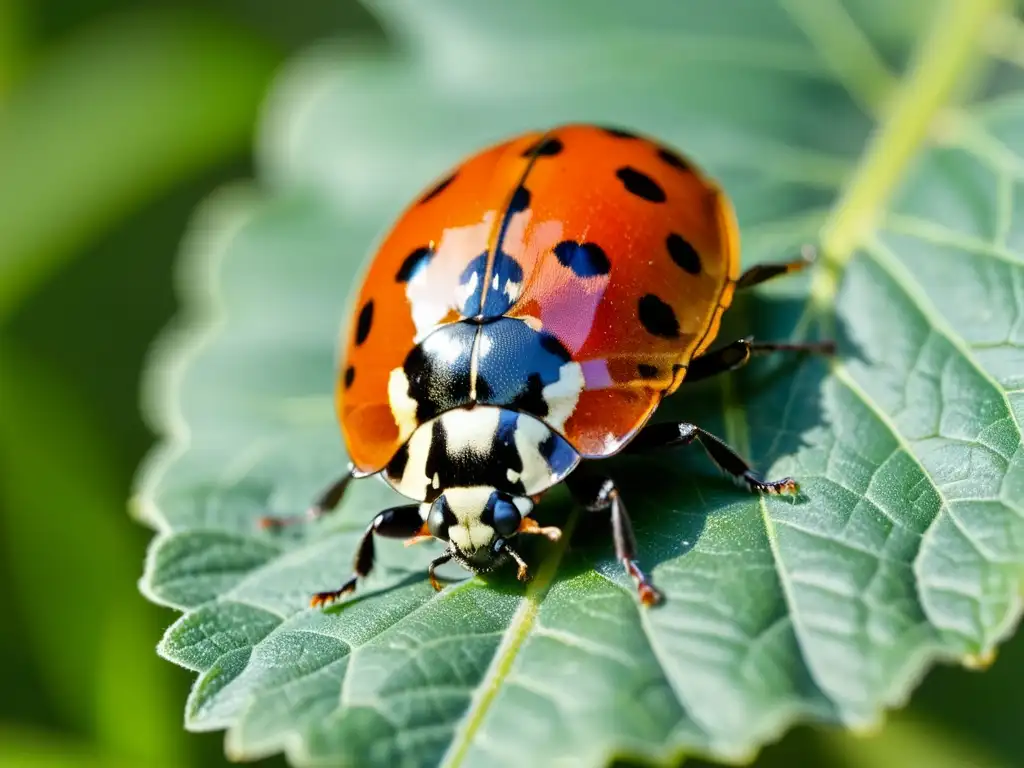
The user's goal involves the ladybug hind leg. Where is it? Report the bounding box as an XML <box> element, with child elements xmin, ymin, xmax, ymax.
<box><xmin>566</xmin><ymin>470</ymin><xmax>664</xmax><ymax>608</ymax></box>
<box><xmin>684</xmin><ymin>337</ymin><xmax>835</xmax><ymax>384</ymax></box>
<box><xmin>625</xmin><ymin>422</ymin><xmax>798</xmax><ymax>496</ymax></box>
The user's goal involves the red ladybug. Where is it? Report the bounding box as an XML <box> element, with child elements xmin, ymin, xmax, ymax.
<box><xmin>263</xmin><ymin>124</ymin><xmax>833</xmax><ymax>607</ymax></box>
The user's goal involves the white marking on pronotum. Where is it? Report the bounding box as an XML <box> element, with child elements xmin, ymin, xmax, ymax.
<box><xmin>387</xmin><ymin>368</ymin><xmax>419</xmax><ymax>443</ymax></box>
<box><xmin>441</xmin><ymin>407</ymin><xmax>501</xmax><ymax>456</ymax></box>
<box><xmin>421</xmin><ymin>326</ymin><xmax>465</xmax><ymax>364</ymax></box>
<box><xmin>395</xmin><ymin>423</ymin><xmax>435</xmax><ymax>500</ymax></box>
<box><xmin>541</xmin><ymin>361</ymin><xmax>585</xmax><ymax>430</ymax></box>
<box><xmin>512</xmin><ymin>413</ymin><xmax>564</xmax><ymax>493</ymax></box>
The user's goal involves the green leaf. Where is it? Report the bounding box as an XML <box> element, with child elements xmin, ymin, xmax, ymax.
<box><xmin>0</xmin><ymin>8</ymin><xmax>278</xmax><ymax>322</ymax></box>
<box><xmin>135</xmin><ymin>0</ymin><xmax>1024</xmax><ymax>765</ymax></box>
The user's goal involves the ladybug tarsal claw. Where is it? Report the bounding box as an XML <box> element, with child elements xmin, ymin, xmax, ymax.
<box><xmin>762</xmin><ymin>478</ymin><xmax>799</xmax><ymax>495</ymax></box>
<box><xmin>310</xmin><ymin>591</ymin><xmax>340</xmax><ymax>609</ymax></box>
<box><xmin>258</xmin><ymin>505</ymin><xmax>322</xmax><ymax>531</ymax></box>
<box><xmin>638</xmin><ymin>583</ymin><xmax>664</xmax><ymax>607</ymax></box>
<box><xmin>769</xmin><ymin>477</ymin><xmax>799</xmax><ymax>495</ymax></box>
<box><xmin>502</xmin><ymin>544</ymin><xmax>531</xmax><ymax>583</ymax></box>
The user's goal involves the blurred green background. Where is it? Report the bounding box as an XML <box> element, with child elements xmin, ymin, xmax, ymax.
<box><xmin>1</xmin><ymin>2</ymin><xmax>1022</xmax><ymax>767</ymax></box>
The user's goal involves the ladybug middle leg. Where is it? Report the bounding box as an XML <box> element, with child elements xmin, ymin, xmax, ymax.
<box><xmin>735</xmin><ymin>244</ymin><xmax>816</xmax><ymax>290</ymax></box>
<box><xmin>566</xmin><ymin>470</ymin><xmax>664</xmax><ymax>607</ymax></box>
<box><xmin>625</xmin><ymin>422</ymin><xmax>798</xmax><ymax>496</ymax></box>
<box><xmin>310</xmin><ymin>503</ymin><xmax>425</xmax><ymax>608</ymax></box>
<box><xmin>685</xmin><ymin>337</ymin><xmax>835</xmax><ymax>383</ymax></box>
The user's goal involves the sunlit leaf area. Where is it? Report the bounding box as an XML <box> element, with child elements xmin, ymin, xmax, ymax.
<box><xmin>3</xmin><ymin>1</ymin><xmax>1023</xmax><ymax>767</ymax></box>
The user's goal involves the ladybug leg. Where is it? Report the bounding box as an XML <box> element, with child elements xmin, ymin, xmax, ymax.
<box><xmin>427</xmin><ymin>552</ymin><xmax>454</xmax><ymax>592</ymax></box>
<box><xmin>626</xmin><ymin>422</ymin><xmax>798</xmax><ymax>496</ymax></box>
<box><xmin>735</xmin><ymin>244</ymin><xmax>816</xmax><ymax>290</ymax></box>
<box><xmin>260</xmin><ymin>465</ymin><xmax>355</xmax><ymax>529</ymax></box>
<box><xmin>566</xmin><ymin>471</ymin><xmax>664</xmax><ymax>607</ymax></box>
<box><xmin>518</xmin><ymin>516</ymin><xmax>563</xmax><ymax>541</ymax></box>
<box><xmin>310</xmin><ymin>503</ymin><xmax>423</xmax><ymax>608</ymax></box>
<box><xmin>685</xmin><ymin>337</ymin><xmax>835</xmax><ymax>383</ymax></box>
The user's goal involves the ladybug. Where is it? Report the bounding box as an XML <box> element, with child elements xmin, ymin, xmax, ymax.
<box><xmin>263</xmin><ymin>124</ymin><xmax>833</xmax><ymax>607</ymax></box>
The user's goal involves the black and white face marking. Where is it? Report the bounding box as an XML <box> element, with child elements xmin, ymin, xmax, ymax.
<box><xmin>420</xmin><ymin>487</ymin><xmax>535</xmax><ymax>572</ymax></box>
<box><xmin>384</xmin><ymin>406</ymin><xmax>580</xmax><ymax>502</ymax></box>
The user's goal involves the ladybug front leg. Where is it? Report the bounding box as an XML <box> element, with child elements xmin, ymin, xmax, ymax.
<box><xmin>566</xmin><ymin>471</ymin><xmax>663</xmax><ymax>607</ymax></box>
<box><xmin>626</xmin><ymin>422</ymin><xmax>798</xmax><ymax>496</ymax></box>
<box><xmin>684</xmin><ymin>338</ymin><xmax>835</xmax><ymax>383</ymax></box>
<box><xmin>310</xmin><ymin>503</ymin><xmax>423</xmax><ymax>608</ymax></box>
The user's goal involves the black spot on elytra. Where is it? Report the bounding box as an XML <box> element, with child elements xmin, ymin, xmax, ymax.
<box><xmin>523</xmin><ymin>137</ymin><xmax>563</xmax><ymax>157</ymax></box>
<box><xmin>355</xmin><ymin>300</ymin><xmax>374</xmax><ymax>345</ymax></box>
<box><xmin>396</xmin><ymin>246</ymin><xmax>433</xmax><ymax>282</ymax></box>
<box><xmin>637</xmin><ymin>364</ymin><xmax>659</xmax><ymax>379</ymax></box>
<box><xmin>601</xmin><ymin>126</ymin><xmax>639</xmax><ymax>139</ymax></box>
<box><xmin>616</xmin><ymin>167</ymin><xmax>666</xmax><ymax>203</ymax></box>
<box><xmin>554</xmin><ymin>241</ymin><xmax>611</xmax><ymax>278</ymax></box>
<box><xmin>658</xmin><ymin>147</ymin><xmax>691</xmax><ymax>172</ymax></box>
<box><xmin>638</xmin><ymin>294</ymin><xmax>679</xmax><ymax>338</ymax></box>
<box><xmin>508</xmin><ymin>185</ymin><xmax>531</xmax><ymax>213</ymax></box>
<box><xmin>344</xmin><ymin>366</ymin><xmax>355</xmax><ymax>388</ymax></box>
<box><xmin>419</xmin><ymin>173</ymin><xmax>456</xmax><ymax>204</ymax></box>
<box><xmin>666</xmin><ymin>233</ymin><xmax>702</xmax><ymax>275</ymax></box>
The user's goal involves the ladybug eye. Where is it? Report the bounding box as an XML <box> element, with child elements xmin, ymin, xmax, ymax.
<box><xmin>427</xmin><ymin>497</ymin><xmax>452</xmax><ymax>540</ymax></box>
<box><xmin>490</xmin><ymin>497</ymin><xmax>522</xmax><ymax>537</ymax></box>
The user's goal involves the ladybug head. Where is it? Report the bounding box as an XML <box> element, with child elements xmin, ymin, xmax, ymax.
<box><xmin>426</xmin><ymin>486</ymin><xmax>534</xmax><ymax>573</ymax></box>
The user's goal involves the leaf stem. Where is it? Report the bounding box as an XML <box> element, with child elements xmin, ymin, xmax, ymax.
<box><xmin>815</xmin><ymin>0</ymin><xmax>1007</xmax><ymax>291</ymax></box>
<box><xmin>440</xmin><ymin>507</ymin><xmax>581</xmax><ymax>768</ymax></box>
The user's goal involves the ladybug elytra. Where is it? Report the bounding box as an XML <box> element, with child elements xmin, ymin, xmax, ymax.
<box><xmin>263</xmin><ymin>124</ymin><xmax>833</xmax><ymax>607</ymax></box>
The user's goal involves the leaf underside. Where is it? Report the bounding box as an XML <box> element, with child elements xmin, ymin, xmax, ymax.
<box><xmin>135</xmin><ymin>1</ymin><xmax>1024</xmax><ymax>766</ymax></box>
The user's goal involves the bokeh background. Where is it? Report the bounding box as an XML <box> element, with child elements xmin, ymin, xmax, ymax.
<box><xmin>1</xmin><ymin>2</ymin><xmax>1022</xmax><ymax>767</ymax></box>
